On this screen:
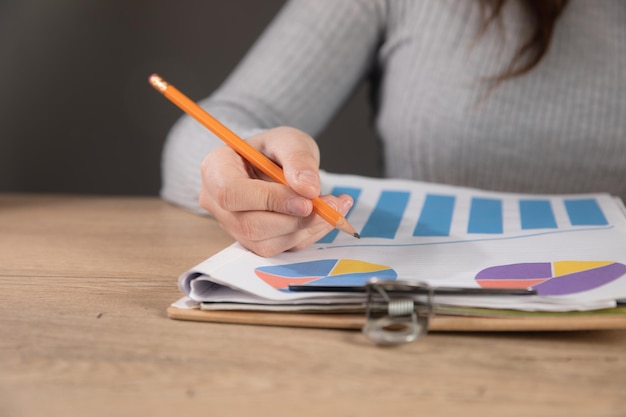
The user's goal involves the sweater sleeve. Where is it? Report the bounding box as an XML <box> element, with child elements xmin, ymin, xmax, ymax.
<box><xmin>160</xmin><ymin>0</ymin><xmax>386</xmax><ymax>213</ymax></box>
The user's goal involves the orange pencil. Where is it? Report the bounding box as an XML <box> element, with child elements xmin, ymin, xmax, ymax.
<box><xmin>149</xmin><ymin>74</ymin><xmax>359</xmax><ymax>239</ymax></box>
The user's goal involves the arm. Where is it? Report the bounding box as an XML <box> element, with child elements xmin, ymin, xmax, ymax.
<box><xmin>161</xmin><ymin>0</ymin><xmax>385</xmax><ymax>255</ymax></box>
<box><xmin>161</xmin><ymin>0</ymin><xmax>386</xmax><ymax>212</ymax></box>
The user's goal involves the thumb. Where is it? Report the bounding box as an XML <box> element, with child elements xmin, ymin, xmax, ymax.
<box><xmin>249</xmin><ymin>127</ymin><xmax>321</xmax><ymax>199</ymax></box>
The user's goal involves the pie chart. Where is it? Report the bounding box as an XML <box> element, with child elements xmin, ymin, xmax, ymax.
<box><xmin>475</xmin><ymin>261</ymin><xmax>626</xmax><ymax>296</ymax></box>
<box><xmin>255</xmin><ymin>259</ymin><xmax>397</xmax><ymax>290</ymax></box>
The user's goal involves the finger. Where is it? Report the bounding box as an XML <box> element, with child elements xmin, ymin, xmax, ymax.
<box><xmin>215</xmin><ymin>206</ymin><xmax>318</xmax><ymax>245</ymax></box>
<box><xmin>233</xmin><ymin>194</ymin><xmax>353</xmax><ymax>257</ymax></box>
<box><xmin>248</xmin><ymin>127</ymin><xmax>321</xmax><ymax>199</ymax></box>
<box><xmin>202</xmin><ymin>178</ymin><xmax>313</xmax><ymax>216</ymax></box>
<box><xmin>288</xmin><ymin>194</ymin><xmax>355</xmax><ymax>249</ymax></box>
<box><xmin>235</xmin><ymin>214</ymin><xmax>334</xmax><ymax>257</ymax></box>
<box><xmin>200</xmin><ymin>146</ymin><xmax>313</xmax><ymax>216</ymax></box>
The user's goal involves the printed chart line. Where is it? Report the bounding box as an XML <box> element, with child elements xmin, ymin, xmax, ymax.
<box><xmin>317</xmin><ymin>226</ymin><xmax>614</xmax><ymax>250</ymax></box>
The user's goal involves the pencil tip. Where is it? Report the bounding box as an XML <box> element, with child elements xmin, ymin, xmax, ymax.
<box><xmin>354</xmin><ymin>233</ymin><xmax>360</xmax><ymax>239</ymax></box>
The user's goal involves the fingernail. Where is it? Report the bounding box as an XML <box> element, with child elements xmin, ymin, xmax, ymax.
<box><xmin>342</xmin><ymin>199</ymin><xmax>353</xmax><ymax>214</ymax></box>
<box><xmin>286</xmin><ymin>198</ymin><xmax>311</xmax><ymax>216</ymax></box>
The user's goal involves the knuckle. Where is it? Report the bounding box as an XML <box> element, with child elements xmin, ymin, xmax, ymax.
<box><xmin>200</xmin><ymin>148</ymin><xmax>223</xmax><ymax>172</ymax></box>
<box><xmin>251</xmin><ymin>242</ymin><xmax>280</xmax><ymax>258</ymax></box>
<box><xmin>264</xmin><ymin>191</ymin><xmax>279</xmax><ymax>212</ymax></box>
<box><xmin>235</xmin><ymin>216</ymin><xmax>262</xmax><ymax>242</ymax></box>
<box><xmin>198</xmin><ymin>191</ymin><xmax>212</xmax><ymax>212</ymax></box>
<box><xmin>214</xmin><ymin>183</ymin><xmax>235</xmax><ymax>210</ymax></box>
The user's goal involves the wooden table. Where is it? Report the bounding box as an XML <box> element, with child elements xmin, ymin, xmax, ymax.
<box><xmin>1</xmin><ymin>193</ymin><xmax>625</xmax><ymax>417</ymax></box>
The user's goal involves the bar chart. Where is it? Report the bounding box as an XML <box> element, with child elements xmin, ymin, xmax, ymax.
<box><xmin>317</xmin><ymin>184</ymin><xmax>611</xmax><ymax>247</ymax></box>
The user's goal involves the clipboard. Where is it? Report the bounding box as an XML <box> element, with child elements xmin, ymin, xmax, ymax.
<box><xmin>167</xmin><ymin>305</ymin><xmax>626</xmax><ymax>331</ymax></box>
<box><xmin>166</xmin><ymin>305</ymin><xmax>626</xmax><ymax>334</ymax></box>
<box><xmin>167</xmin><ymin>278</ymin><xmax>626</xmax><ymax>344</ymax></box>
<box><xmin>164</xmin><ymin>172</ymin><xmax>626</xmax><ymax>343</ymax></box>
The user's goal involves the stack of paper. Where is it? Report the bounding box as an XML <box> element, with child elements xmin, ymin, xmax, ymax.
<box><xmin>173</xmin><ymin>172</ymin><xmax>626</xmax><ymax>313</ymax></box>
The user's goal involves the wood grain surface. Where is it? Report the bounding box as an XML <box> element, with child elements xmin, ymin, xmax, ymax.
<box><xmin>1</xmin><ymin>193</ymin><xmax>625</xmax><ymax>417</ymax></box>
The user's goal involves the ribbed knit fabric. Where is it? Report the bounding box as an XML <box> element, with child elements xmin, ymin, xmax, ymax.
<box><xmin>161</xmin><ymin>0</ymin><xmax>626</xmax><ymax>214</ymax></box>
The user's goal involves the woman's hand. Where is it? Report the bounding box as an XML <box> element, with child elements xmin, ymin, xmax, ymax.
<box><xmin>199</xmin><ymin>126</ymin><xmax>353</xmax><ymax>257</ymax></box>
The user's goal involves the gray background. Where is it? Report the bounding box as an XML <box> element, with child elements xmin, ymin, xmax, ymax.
<box><xmin>0</xmin><ymin>1</ymin><xmax>380</xmax><ymax>196</ymax></box>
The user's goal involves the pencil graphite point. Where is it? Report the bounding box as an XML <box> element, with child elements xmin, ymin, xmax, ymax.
<box><xmin>354</xmin><ymin>233</ymin><xmax>361</xmax><ymax>239</ymax></box>
<box><xmin>149</xmin><ymin>74</ymin><xmax>168</xmax><ymax>93</ymax></box>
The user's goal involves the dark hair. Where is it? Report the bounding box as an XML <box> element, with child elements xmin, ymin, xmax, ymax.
<box><xmin>480</xmin><ymin>0</ymin><xmax>570</xmax><ymax>82</ymax></box>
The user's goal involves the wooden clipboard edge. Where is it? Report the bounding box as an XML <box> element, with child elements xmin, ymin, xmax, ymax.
<box><xmin>167</xmin><ymin>306</ymin><xmax>626</xmax><ymax>332</ymax></box>
<box><xmin>167</xmin><ymin>306</ymin><xmax>364</xmax><ymax>329</ymax></box>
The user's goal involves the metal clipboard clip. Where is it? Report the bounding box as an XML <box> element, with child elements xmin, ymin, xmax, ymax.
<box><xmin>362</xmin><ymin>278</ymin><xmax>433</xmax><ymax>345</ymax></box>
<box><xmin>290</xmin><ymin>278</ymin><xmax>536</xmax><ymax>345</ymax></box>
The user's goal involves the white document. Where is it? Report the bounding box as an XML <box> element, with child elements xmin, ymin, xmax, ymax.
<box><xmin>176</xmin><ymin>172</ymin><xmax>626</xmax><ymax>312</ymax></box>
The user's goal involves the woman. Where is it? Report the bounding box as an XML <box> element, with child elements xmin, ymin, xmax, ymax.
<box><xmin>161</xmin><ymin>0</ymin><xmax>626</xmax><ymax>256</ymax></box>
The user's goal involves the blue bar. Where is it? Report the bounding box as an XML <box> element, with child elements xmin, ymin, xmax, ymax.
<box><xmin>316</xmin><ymin>186</ymin><xmax>362</xmax><ymax>243</ymax></box>
<box><xmin>564</xmin><ymin>198</ymin><xmax>608</xmax><ymax>226</ymax></box>
<box><xmin>360</xmin><ymin>191</ymin><xmax>410</xmax><ymax>239</ymax></box>
<box><xmin>519</xmin><ymin>199</ymin><xmax>557</xmax><ymax>229</ymax></box>
<box><xmin>468</xmin><ymin>197</ymin><xmax>503</xmax><ymax>234</ymax></box>
<box><xmin>413</xmin><ymin>194</ymin><xmax>455</xmax><ymax>236</ymax></box>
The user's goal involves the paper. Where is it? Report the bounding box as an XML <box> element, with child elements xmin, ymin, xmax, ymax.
<box><xmin>176</xmin><ymin>172</ymin><xmax>626</xmax><ymax>312</ymax></box>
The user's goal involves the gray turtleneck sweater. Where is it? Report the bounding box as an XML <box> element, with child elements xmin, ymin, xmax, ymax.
<box><xmin>161</xmin><ymin>0</ymin><xmax>626</xmax><ymax>214</ymax></box>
